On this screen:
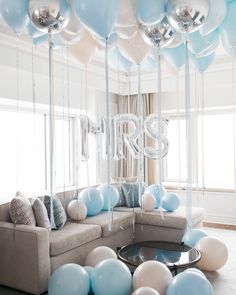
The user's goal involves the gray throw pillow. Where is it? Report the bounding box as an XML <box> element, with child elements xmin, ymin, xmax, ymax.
<box><xmin>44</xmin><ymin>195</ymin><xmax>67</xmax><ymax>230</ymax></box>
<box><xmin>32</xmin><ymin>198</ymin><xmax>51</xmax><ymax>231</ymax></box>
<box><xmin>9</xmin><ymin>191</ymin><xmax>36</xmax><ymax>226</ymax></box>
<box><xmin>121</xmin><ymin>183</ymin><xmax>143</xmax><ymax>208</ymax></box>
<box><xmin>112</xmin><ymin>183</ymin><xmax>126</xmax><ymax>207</ymax></box>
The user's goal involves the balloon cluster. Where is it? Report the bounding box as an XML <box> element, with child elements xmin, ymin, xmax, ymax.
<box><xmin>48</xmin><ymin>246</ymin><xmax>216</xmax><ymax>295</ymax></box>
<box><xmin>0</xmin><ymin>0</ymin><xmax>233</xmax><ymax>72</ymax></box>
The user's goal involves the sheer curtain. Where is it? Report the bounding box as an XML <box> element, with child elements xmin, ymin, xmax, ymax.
<box><xmin>115</xmin><ymin>93</ymin><xmax>158</xmax><ymax>185</ymax></box>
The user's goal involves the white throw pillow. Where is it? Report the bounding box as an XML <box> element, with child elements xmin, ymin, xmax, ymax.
<box><xmin>32</xmin><ymin>198</ymin><xmax>51</xmax><ymax>231</ymax></box>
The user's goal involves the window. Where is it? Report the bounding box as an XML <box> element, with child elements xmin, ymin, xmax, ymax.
<box><xmin>164</xmin><ymin>111</ymin><xmax>236</xmax><ymax>190</ymax></box>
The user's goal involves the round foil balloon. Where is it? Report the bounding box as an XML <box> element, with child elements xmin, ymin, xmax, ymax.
<box><xmin>29</xmin><ymin>0</ymin><xmax>70</xmax><ymax>33</ymax></box>
<box><xmin>143</xmin><ymin>17</ymin><xmax>176</xmax><ymax>48</ymax></box>
<box><xmin>166</xmin><ymin>0</ymin><xmax>209</xmax><ymax>34</ymax></box>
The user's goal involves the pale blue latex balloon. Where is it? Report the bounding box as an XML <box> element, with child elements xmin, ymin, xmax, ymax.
<box><xmin>72</xmin><ymin>0</ymin><xmax>118</xmax><ymax>38</ymax></box>
<box><xmin>0</xmin><ymin>0</ymin><xmax>29</xmax><ymax>35</ymax></box>
<box><xmin>162</xmin><ymin>193</ymin><xmax>181</xmax><ymax>212</ymax></box>
<box><xmin>28</xmin><ymin>21</ymin><xmax>45</xmax><ymax>39</ymax></box>
<box><xmin>188</xmin><ymin>29</ymin><xmax>219</xmax><ymax>56</ymax></box>
<box><xmin>97</xmin><ymin>184</ymin><xmax>120</xmax><ymax>210</ymax></box>
<box><xmin>84</xmin><ymin>266</ymin><xmax>94</xmax><ymax>294</ymax></box>
<box><xmin>162</xmin><ymin>43</ymin><xmax>186</xmax><ymax>69</ymax></box>
<box><xmin>33</xmin><ymin>34</ymin><xmax>64</xmax><ymax>47</ymax></box>
<box><xmin>220</xmin><ymin>2</ymin><xmax>236</xmax><ymax>55</ymax></box>
<box><xmin>33</xmin><ymin>34</ymin><xmax>48</xmax><ymax>46</ymax></box>
<box><xmin>48</xmin><ymin>263</ymin><xmax>90</xmax><ymax>295</ymax></box>
<box><xmin>192</xmin><ymin>52</ymin><xmax>215</xmax><ymax>73</ymax></box>
<box><xmin>144</xmin><ymin>184</ymin><xmax>166</xmax><ymax>208</ymax></box>
<box><xmin>109</xmin><ymin>47</ymin><xmax>133</xmax><ymax>72</ymax></box>
<box><xmin>166</xmin><ymin>271</ymin><xmax>214</xmax><ymax>295</ymax></box>
<box><xmin>79</xmin><ymin>188</ymin><xmax>104</xmax><ymax>216</ymax></box>
<box><xmin>137</xmin><ymin>0</ymin><xmax>165</xmax><ymax>25</ymax></box>
<box><xmin>182</xmin><ymin>229</ymin><xmax>208</xmax><ymax>247</ymax></box>
<box><xmin>91</xmin><ymin>259</ymin><xmax>132</xmax><ymax>295</ymax></box>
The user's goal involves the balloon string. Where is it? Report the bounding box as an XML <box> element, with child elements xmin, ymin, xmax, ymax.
<box><xmin>16</xmin><ymin>40</ymin><xmax>19</xmax><ymax>192</ymax></box>
<box><xmin>176</xmin><ymin>71</ymin><xmax>181</xmax><ymax>194</ymax></box>
<box><xmin>61</xmin><ymin>48</ymin><xmax>66</xmax><ymax>207</ymax></box>
<box><xmin>48</xmin><ymin>32</ymin><xmax>56</xmax><ymax>228</ymax></box>
<box><xmin>105</xmin><ymin>38</ymin><xmax>112</xmax><ymax>231</ymax></box>
<box><xmin>185</xmin><ymin>37</ymin><xmax>192</xmax><ymax>230</ymax></box>
<box><xmin>85</xmin><ymin>65</ymin><xmax>90</xmax><ymax>189</ymax></box>
<box><xmin>157</xmin><ymin>44</ymin><xmax>164</xmax><ymax>220</ymax></box>
<box><xmin>200</xmin><ymin>73</ymin><xmax>205</xmax><ymax>197</ymax></box>
<box><xmin>232</xmin><ymin>60</ymin><xmax>236</xmax><ymax>198</ymax></box>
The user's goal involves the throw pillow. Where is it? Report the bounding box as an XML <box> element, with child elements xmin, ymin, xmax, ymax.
<box><xmin>32</xmin><ymin>198</ymin><xmax>51</xmax><ymax>231</ymax></box>
<box><xmin>44</xmin><ymin>195</ymin><xmax>67</xmax><ymax>230</ymax></box>
<box><xmin>9</xmin><ymin>191</ymin><xmax>36</xmax><ymax>225</ymax></box>
<box><xmin>113</xmin><ymin>183</ymin><xmax>126</xmax><ymax>207</ymax></box>
<box><xmin>121</xmin><ymin>183</ymin><xmax>142</xmax><ymax>208</ymax></box>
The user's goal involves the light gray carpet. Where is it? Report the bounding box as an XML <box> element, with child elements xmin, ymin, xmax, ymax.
<box><xmin>0</xmin><ymin>227</ymin><xmax>235</xmax><ymax>295</ymax></box>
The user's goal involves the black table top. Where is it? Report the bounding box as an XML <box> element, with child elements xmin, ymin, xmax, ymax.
<box><xmin>117</xmin><ymin>241</ymin><xmax>201</xmax><ymax>271</ymax></box>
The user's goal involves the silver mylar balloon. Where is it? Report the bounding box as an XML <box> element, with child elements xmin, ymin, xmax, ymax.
<box><xmin>29</xmin><ymin>0</ymin><xmax>69</xmax><ymax>33</ymax></box>
<box><xmin>143</xmin><ymin>17</ymin><xmax>176</xmax><ymax>48</ymax></box>
<box><xmin>166</xmin><ymin>0</ymin><xmax>210</xmax><ymax>34</ymax></box>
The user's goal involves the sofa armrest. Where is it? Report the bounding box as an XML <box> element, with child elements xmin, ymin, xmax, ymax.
<box><xmin>0</xmin><ymin>221</ymin><xmax>50</xmax><ymax>295</ymax></box>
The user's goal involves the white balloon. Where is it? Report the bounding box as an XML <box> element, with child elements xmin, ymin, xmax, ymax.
<box><xmin>116</xmin><ymin>25</ymin><xmax>138</xmax><ymax>39</ymax></box>
<box><xmin>67</xmin><ymin>200</ymin><xmax>87</xmax><ymax>221</ymax></box>
<box><xmin>68</xmin><ymin>30</ymin><xmax>97</xmax><ymax>65</ymax></box>
<box><xmin>63</xmin><ymin>10</ymin><xmax>83</xmax><ymax>36</ymax></box>
<box><xmin>116</xmin><ymin>0</ymin><xmax>137</xmax><ymax>27</ymax></box>
<box><xmin>132</xmin><ymin>287</ymin><xmax>160</xmax><ymax>295</ymax></box>
<box><xmin>200</xmin><ymin>0</ymin><xmax>227</xmax><ymax>36</ymax></box>
<box><xmin>139</xmin><ymin>193</ymin><xmax>156</xmax><ymax>212</ymax></box>
<box><xmin>133</xmin><ymin>261</ymin><xmax>173</xmax><ymax>295</ymax></box>
<box><xmin>60</xmin><ymin>30</ymin><xmax>82</xmax><ymax>45</ymax></box>
<box><xmin>196</xmin><ymin>237</ymin><xmax>228</xmax><ymax>271</ymax></box>
<box><xmin>85</xmin><ymin>246</ymin><xmax>117</xmax><ymax>267</ymax></box>
<box><xmin>119</xmin><ymin>30</ymin><xmax>151</xmax><ymax>65</ymax></box>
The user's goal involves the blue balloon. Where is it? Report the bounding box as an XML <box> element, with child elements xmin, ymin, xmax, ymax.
<box><xmin>137</xmin><ymin>0</ymin><xmax>165</xmax><ymax>25</ymax></box>
<box><xmin>162</xmin><ymin>193</ymin><xmax>181</xmax><ymax>212</ymax></box>
<box><xmin>0</xmin><ymin>0</ymin><xmax>29</xmax><ymax>35</ymax></box>
<box><xmin>91</xmin><ymin>259</ymin><xmax>132</xmax><ymax>295</ymax></box>
<box><xmin>182</xmin><ymin>229</ymin><xmax>208</xmax><ymax>247</ymax></box>
<box><xmin>162</xmin><ymin>43</ymin><xmax>186</xmax><ymax>69</ymax></box>
<box><xmin>79</xmin><ymin>188</ymin><xmax>104</xmax><ymax>216</ymax></box>
<box><xmin>97</xmin><ymin>184</ymin><xmax>120</xmax><ymax>210</ymax></box>
<box><xmin>220</xmin><ymin>2</ymin><xmax>236</xmax><ymax>56</ymax></box>
<box><xmin>189</xmin><ymin>29</ymin><xmax>219</xmax><ymax>56</ymax></box>
<box><xmin>48</xmin><ymin>263</ymin><xmax>90</xmax><ymax>295</ymax></box>
<box><xmin>84</xmin><ymin>266</ymin><xmax>94</xmax><ymax>294</ymax></box>
<box><xmin>184</xmin><ymin>268</ymin><xmax>206</xmax><ymax>278</ymax></box>
<box><xmin>144</xmin><ymin>184</ymin><xmax>166</xmax><ymax>208</ymax></box>
<box><xmin>33</xmin><ymin>34</ymin><xmax>48</xmax><ymax>46</ymax></box>
<box><xmin>166</xmin><ymin>271</ymin><xmax>214</xmax><ymax>295</ymax></box>
<box><xmin>109</xmin><ymin>47</ymin><xmax>133</xmax><ymax>72</ymax></box>
<box><xmin>72</xmin><ymin>0</ymin><xmax>118</xmax><ymax>38</ymax></box>
<box><xmin>192</xmin><ymin>52</ymin><xmax>215</xmax><ymax>73</ymax></box>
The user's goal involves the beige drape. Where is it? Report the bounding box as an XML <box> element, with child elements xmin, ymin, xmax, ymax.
<box><xmin>115</xmin><ymin>93</ymin><xmax>158</xmax><ymax>185</ymax></box>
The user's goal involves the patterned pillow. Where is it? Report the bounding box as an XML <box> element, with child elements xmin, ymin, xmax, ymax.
<box><xmin>32</xmin><ymin>198</ymin><xmax>51</xmax><ymax>231</ymax></box>
<box><xmin>9</xmin><ymin>191</ymin><xmax>36</xmax><ymax>225</ymax></box>
<box><xmin>44</xmin><ymin>195</ymin><xmax>67</xmax><ymax>230</ymax></box>
<box><xmin>121</xmin><ymin>183</ymin><xmax>142</xmax><ymax>208</ymax></box>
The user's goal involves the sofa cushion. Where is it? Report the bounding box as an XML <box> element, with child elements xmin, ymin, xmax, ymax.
<box><xmin>50</xmin><ymin>222</ymin><xmax>102</xmax><ymax>256</ymax></box>
<box><xmin>81</xmin><ymin>211</ymin><xmax>134</xmax><ymax>237</ymax></box>
<box><xmin>114</xmin><ymin>206</ymin><xmax>206</xmax><ymax>230</ymax></box>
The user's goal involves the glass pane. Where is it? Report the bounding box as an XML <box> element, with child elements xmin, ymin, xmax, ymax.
<box><xmin>0</xmin><ymin>110</ymin><xmax>45</xmax><ymax>200</ymax></box>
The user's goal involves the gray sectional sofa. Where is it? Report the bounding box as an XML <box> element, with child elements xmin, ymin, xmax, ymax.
<box><xmin>0</xmin><ymin>187</ymin><xmax>205</xmax><ymax>295</ymax></box>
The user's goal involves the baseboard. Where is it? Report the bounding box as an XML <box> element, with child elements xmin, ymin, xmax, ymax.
<box><xmin>203</xmin><ymin>221</ymin><xmax>236</xmax><ymax>231</ymax></box>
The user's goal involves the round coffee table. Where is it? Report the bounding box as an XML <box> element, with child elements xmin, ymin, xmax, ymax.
<box><xmin>117</xmin><ymin>241</ymin><xmax>201</xmax><ymax>275</ymax></box>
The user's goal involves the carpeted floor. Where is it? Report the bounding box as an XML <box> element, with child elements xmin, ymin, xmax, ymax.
<box><xmin>0</xmin><ymin>227</ymin><xmax>235</xmax><ymax>295</ymax></box>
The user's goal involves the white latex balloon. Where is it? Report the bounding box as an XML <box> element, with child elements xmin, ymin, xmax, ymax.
<box><xmin>85</xmin><ymin>246</ymin><xmax>117</xmax><ymax>267</ymax></box>
<box><xmin>133</xmin><ymin>261</ymin><xmax>173</xmax><ymax>295</ymax></box>
<box><xmin>139</xmin><ymin>193</ymin><xmax>156</xmax><ymax>212</ymax></box>
<box><xmin>63</xmin><ymin>10</ymin><xmax>83</xmax><ymax>36</ymax></box>
<box><xmin>116</xmin><ymin>25</ymin><xmax>138</xmax><ymax>39</ymax></box>
<box><xmin>132</xmin><ymin>287</ymin><xmax>160</xmax><ymax>295</ymax></box>
<box><xmin>116</xmin><ymin>0</ymin><xmax>136</xmax><ymax>27</ymax></box>
<box><xmin>68</xmin><ymin>29</ymin><xmax>97</xmax><ymax>65</ymax></box>
<box><xmin>119</xmin><ymin>30</ymin><xmax>151</xmax><ymax>65</ymax></box>
<box><xmin>200</xmin><ymin>0</ymin><xmax>227</xmax><ymax>36</ymax></box>
<box><xmin>60</xmin><ymin>30</ymin><xmax>82</xmax><ymax>45</ymax></box>
<box><xmin>196</xmin><ymin>237</ymin><xmax>228</xmax><ymax>271</ymax></box>
<box><xmin>67</xmin><ymin>200</ymin><xmax>87</xmax><ymax>221</ymax></box>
